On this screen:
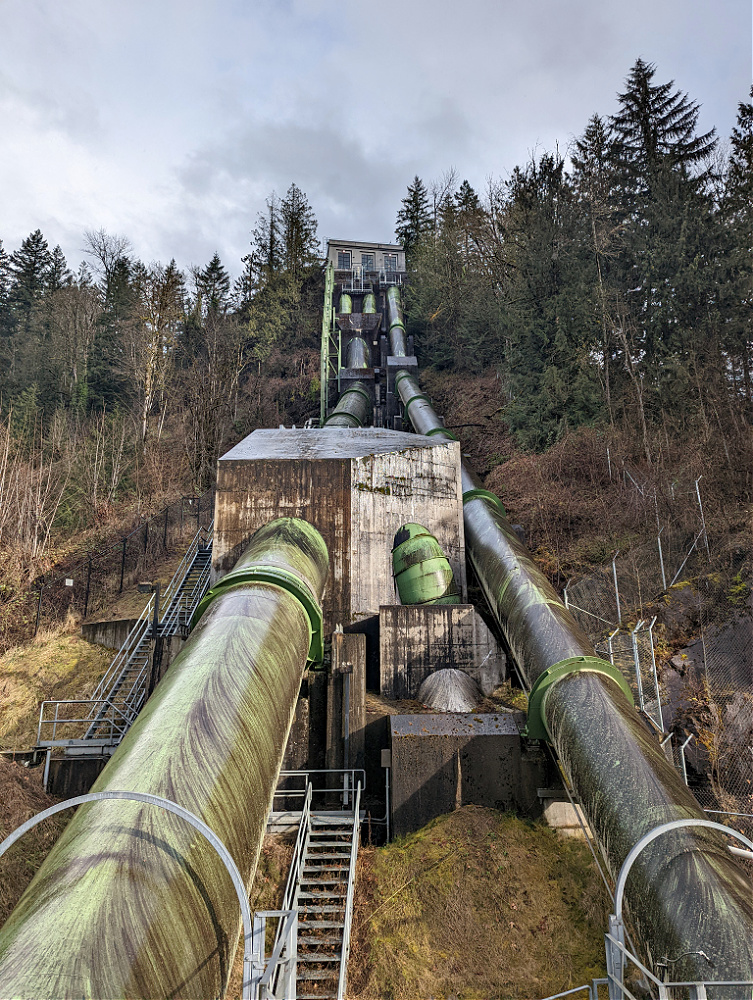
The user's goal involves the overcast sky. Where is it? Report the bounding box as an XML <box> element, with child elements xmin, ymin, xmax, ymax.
<box><xmin>1</xmin><ymin>0</ymin><xmax>750</xmax><ymax>279</ymax></box>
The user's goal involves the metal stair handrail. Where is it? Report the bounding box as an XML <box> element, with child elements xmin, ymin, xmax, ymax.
<box><xmin>37</xmin><ymin>523</ymin><xmax>214</xmax><ymax>748</ymax></box>
<box><xmin>88</xmin><ymin>521</ymin><xmax>213</xmax><ymax>705</ymax></box>
<box><xmin>337</xmin><ymin>779</ymin><xmax>362</xmax><ymax>1000</ymax></box>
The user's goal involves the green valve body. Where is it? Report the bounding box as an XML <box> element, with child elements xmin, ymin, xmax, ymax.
<box><xmin>339</xmin><ymin>293</ymin><xmax>352</xmax><ymax>314</ymax></box>
<box><xmin>362</xmin><ymin>291</ymin><xmax>376</xmax><ymax>313</ymax></box>
<box><xmin>392</xmin><ymin>523</ymin><xmax>460</xmax><ymax>606</ymax></box>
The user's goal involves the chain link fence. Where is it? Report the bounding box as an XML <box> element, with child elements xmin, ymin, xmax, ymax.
<box><xmin>0</xmin><ymin>489</ymin><xmax>215</xmax><ymax>652</ymax></box>
<box><xmin>564</xmin><ymin>454</ymin><xmax>753</xmax><ymax>838</ymax></box>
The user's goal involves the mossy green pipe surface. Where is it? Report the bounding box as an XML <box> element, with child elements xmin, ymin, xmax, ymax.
<box><xmin>339</xmin><ymin>292</ymin><xmax>352</xmax><ymax>314</ymax></box>
<box><xmin>0</xmin><ymin>517</ymin><xmax>329</xmax><ymax>1000</ymax></box>
<box><xmin>322</xmin><ymin>381</ymin><xmax>372</xmax><ymax>428</ymax></box>
<box><xmin>394</xmin><ymin>367</ymin><xmax>753</xmax><ymax>988</ymax></box>
<box><xmin>362</xmin><ymin>291</ymin><xmax>376</xmax><ymax>314</ymax></box>
<box><xmin>385</xmin><ymin>285</ymin><xmax>407</xmax><ymax>356</ymax></box>
<box><xmin>392</xmin><ymin>523</ymin><xmax>460</xmax><ymax>606</ymax></box>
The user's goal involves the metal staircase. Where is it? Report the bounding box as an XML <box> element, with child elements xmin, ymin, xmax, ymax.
<box><xmin>295</xmin><ymin>810</ymin><xmax>358</xmax><ymax>1000</ymax></box>
<box><xmin>37</xmin><ymin>524</ymin><xmax>213</xmax><ymax>755</ymax></box>
<box><xmin>255</xmin><ymin>774</ymin><xmax>363</xmax><ymax>1000</ymax></box>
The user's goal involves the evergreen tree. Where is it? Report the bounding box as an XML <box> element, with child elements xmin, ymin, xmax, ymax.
<box><xmin>396</xmin><ymin>176</ymin><xmax>432</xmax><ymax>259</ymax></box>
<box><xmin>245</xmin><ymin>195</ymin><xmax>281</xmax><ymax>291</ymax></box>
<box><xmin>195</xmin><ymin>253</ymin><xmax>231</xmax><ymax>316</ymax></box>
<box><xmin>722</xmin><ymin>88</ymin><xmax>753</xmax><ymax>415</ymax></box>
<box><xmin>279</xmin><ymin>182</ymin><xmax>319</xmax><ymax>278</ymax></box>
<box><xmin>9</xmin><ymin>229</ymin><xmax>52</xmax><ymax>332</ymax></box>
<box><xmin>501</xmin><ymin>154</ymin><xmax>602</xmax><ymax>448</ymax></box>
<box><xmin>611</xmin><ymin>58</ymin><xmax>716</xmax><ymax>198</ymax></box>
<box><xmin>47</xmin><ymin>245</ymin><xmax>72</xmax><ymax>292</ymax></box>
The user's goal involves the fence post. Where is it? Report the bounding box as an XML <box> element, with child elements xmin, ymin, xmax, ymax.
<box><xmin>196</xmin><ymin>494</ymin><xmax>201</xmax><ymax>532</ymax></box>
<box><xmin>84</xmin><ymin>556</ymin><xmax>92</xmax><ymax>619</ymax></box>
<box><xmin>657</xmin><ymin>527</ymin><xmax>667</xmax><ymax>592</ymax></box>
<box><xmin>163</xmin><ymin>507</ymin><xmax>169</xmax><ymax>549</ymax></box>
<box><xmin>563</xmin><ymin>581</ymin><xmax>570</xmax><ymax>610</ymax></box>
<box><xmin>695</xmin><ymin>476</ymin><xmax>711</xmax><ymax>562</ymax></box>
<box><xmin>606</xmin><ymin>446</ymin><xmax>612</xmax><ymax>481</ymax></box>
<box><xmin>34</xmin><ymin>586</ymin><xmax>44</xmax><ymax>635</ymax></box>
<box><xmin>143</xmin><ymin>520</ymin><xmax>149</xmax><ymax>554</ymax></box>
<box><xmin>647</xmin><ymin>616</ymin><xmax>663</xmax><ymax>732</ymax></box>
<box><xmin>612</xmin><ymin>551</ymin><xmax>622</xmax><ymax>625</ymax></box>
<box><xmin>607</xmin><ymin>628</ymin><xmax>620</xmax><ymax>665</ymax></box>
<box><xmin>631</xmin><ymin>620</ymin><xmax>645</xmax><ymax>711</ymax></box>
<box><xmin>119</xmin><ymin>538</ymin><xmax>127</xmax><ymax>593</ymax></box>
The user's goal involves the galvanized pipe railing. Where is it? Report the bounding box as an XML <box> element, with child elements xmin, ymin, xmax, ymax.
<box><xmin>337</xmin><ymin>779</ymin><xmax>362</xmax><ymax>1000</ymax></box>
<box><xmin>389</xmin><ymin>289</ymin><xmax>753</xmax><ymax>987</ymax></box>
<box><xmin>0</xmin><ymin>517</ymin><xmax>330</xmax><ymax>1000</ymax></box>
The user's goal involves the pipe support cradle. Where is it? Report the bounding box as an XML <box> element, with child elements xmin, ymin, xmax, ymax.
<box><xmin>523</xmin><ymin>655</ymin><xmax>634</xmax><ymax>741</ymax></box>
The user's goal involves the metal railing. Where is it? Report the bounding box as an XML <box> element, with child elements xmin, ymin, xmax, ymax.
<box><xmin>37</xmin><ymin>523</ymin><xmax>214</xmax><ymax>749</ymax></box>
<box><xmin>337</xmin><ymin>779</ymin><xmax>362</xmax><ymax>1000</ymax></box>
<box><xmin>273</xmin><ymin>769</ymin><xmax>366</xmax><ymax>811</ymax></box>
<box><xmin>250</xmin><ymin>910</ymin><xmax>298</xmax><ymax>1000</ymax></box>
<box><xmin>37</xmin><ymin>699</ymin><xmax>133</xmax><ymax>748</ymax></box>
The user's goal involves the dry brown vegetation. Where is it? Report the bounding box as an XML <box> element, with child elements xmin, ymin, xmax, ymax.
<box><xmin>0</xmin><ymin>760</ymin><xmax>68</xmax><ymax>925</ymax></box>
<box><xmin>0</xmin><ymin>625</ymin><xmax>111</xmax><ymax>749</ymax></box>
<box><xmin>349</xmin><ymin>805</ymin><xmax>609</xmax><ymax>1000</ymax></box>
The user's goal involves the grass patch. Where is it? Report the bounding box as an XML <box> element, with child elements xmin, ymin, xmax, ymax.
<box><xmin>0</xmin><ymin>627</ymin><xmax>111</xmax><ymax>749</ymax></box>
<box><xmin>350</xmin><ymin>805</ymin><xmax>608</xmax><ymax>999</ymax></box>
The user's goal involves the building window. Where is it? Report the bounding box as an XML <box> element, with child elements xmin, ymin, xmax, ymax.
<box><xmin>337</xmin><ymin>250</ymin><xmax>351</xmax><ymax>269</ymax></box>
<box><xmin>384</xmin><ymin>253</ymin><xmax>398</xmax><ymax>271</ymax></box>
<box><xmin>361</xmin><ymin>252</ymin><xmax>375</xmax><ymax>271</ymax></box>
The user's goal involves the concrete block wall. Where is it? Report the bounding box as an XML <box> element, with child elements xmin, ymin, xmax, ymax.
<box><xmin>389</xmin><ymin>712</ymin><xmax>548</xmax><ymax>838</ymax></box>
<box><xmin>379</xmin><ymin>604</ymin><xmax>506</xmax><ymax>699</ymax></box>
<box><xmin>212</xmin><ymin>428</ymin><xmax>465</xmax><ymax>632</ymax></box>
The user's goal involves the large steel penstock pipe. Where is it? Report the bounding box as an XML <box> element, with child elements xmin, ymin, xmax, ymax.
<box><xmin>321</xmin><ymin>381</ymin><xmax>372</xmax><ymax>428</ymax></box>
<box><xmin>394</xmin><ymin>360</ymin><xmax>753</xmax><ymax>988</ymax></box>
<box><xmin>0</xmin><ymin>517</ymin><xmax>329</xmax><ymax>1000</ymax></box>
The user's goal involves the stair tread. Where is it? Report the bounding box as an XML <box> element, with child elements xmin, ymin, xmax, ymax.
<box><xmin>298</xmin><ymin>954</ymin><xmax>341</xmax><ymax>963</ymax></box>
<box><xmin>298</xmin><ymin>970</ymin><xmax>339</xmax><ymax>980</ymax></box>
<box><xmin>299</xmin><ymin>905</ymin><xmax>345</xmax><ymax>913</ymax></box>
<box><xmin>297</xmin><ymin>892</ymin><xmax>346</xmax><ymax>901</ymax></box>
<box><xmin>296</xmin><ymin>920</ymin><xmax>344</xmax><ymax>929</ymax></box>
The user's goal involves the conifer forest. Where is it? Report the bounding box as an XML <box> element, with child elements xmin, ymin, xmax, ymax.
<box><xmin>0</xmin><ymin>61</ymin><xmax>751</xmax><ymax>591</ymax></box>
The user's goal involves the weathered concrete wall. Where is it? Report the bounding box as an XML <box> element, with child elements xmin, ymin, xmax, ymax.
<box><xmin>389</xmin><ymin>712</ymin><xmax>547</xmax><ymax>838</ymax></box>
<box><xmin>349</xmin><ymin>440</ymin><xmax>465</xmax><ymax>616</ymax></box>
<box><xmin>214</xmin><ymin>451</ymin><xmax>350</xmax><ymax>630</ymax></box>
<box><xmin>326</xmin><ymin>632</ymin><xmax>367</xmax><ymax>772</ymax></box>
<box><xmin>212</xmin><ymin>428</ymin><xmax>465</xmax><ymax>632</ymax></box>
<box><xmin>379</xmin><ymin>604</ymin><xmax>505</xmax><ymax>699</ymax></box>
<box><xmin>80</xmin><ymin>619</ymin><xmax>138</xmax><ymax>651</ymax></box>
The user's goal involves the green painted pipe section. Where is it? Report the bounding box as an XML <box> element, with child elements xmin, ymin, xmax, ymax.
<box><xmin>345</xmin><ymin>336</ymin><xmax>370</xmax><ymax>370</ymax></box>
<box><xmin>394</xmin><ymin>366</ymin><xmax>753</xmax><ymax>984</ymax></box>
<box><xmin>339</xmin><ymin>293</ymin><xmax>352</xmax><ymax>314</ymax></box>
<box><xmin>322</xmin><ymin>382</ymin><xmax>371</xmax><ymax>428</ymax></box>
<box><xmin>362</xmin><ymin>292</ymin><xmax>376</xmax><ymax>314</ymax></box>
<box><xmin>385</xmin><ymin>285</ymin><xmax>407</xmax><ymax>356</ymax></box>
<box><xmin>392</xmin><ymin>523</ymin><xmax>460</xmax><ymax>606</ymax></box>
<box><xmin>0</xmin><ymin>517</ymin><xmax>329</xmax><ymax>1000</ymax></box>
